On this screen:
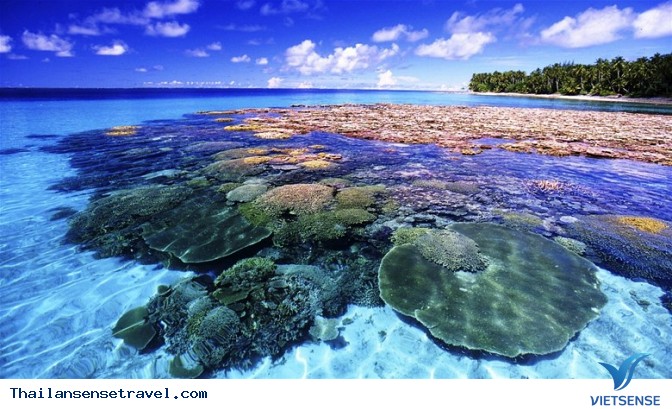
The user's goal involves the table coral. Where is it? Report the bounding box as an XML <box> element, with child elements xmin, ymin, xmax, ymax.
<box><xmin>378</xmin><ymin>223</ymin><xmax>606</xmax><ymax>358</ymax></box>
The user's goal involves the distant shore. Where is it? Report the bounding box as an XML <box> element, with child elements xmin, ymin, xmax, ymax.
<box><xmin>471</xmin><ymin>91</ymin><xmax>672</xmax><ymax>106</ymax></box>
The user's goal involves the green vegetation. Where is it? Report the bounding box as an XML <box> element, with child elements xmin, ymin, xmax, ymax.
<box><xmin>469</xmin><ymin>53</ymin><xmax>672</xmax><ymax>97</ymax></box>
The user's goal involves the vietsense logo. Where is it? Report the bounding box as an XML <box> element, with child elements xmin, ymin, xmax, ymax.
<box><xmin>599</xmin><ymin>353</ymin><xmax>650</xmax><ymax>391</ymax></box>
<box><xmin>590</xmin><ymin>353</ymin><xmax>662</xmax><ymax>407</ymax></box>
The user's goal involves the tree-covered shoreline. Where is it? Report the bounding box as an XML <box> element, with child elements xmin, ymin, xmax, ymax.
<box><xmin>469</xmin><ymin>53</ymin><xmax>672</xmax><ymax>98</ymax></box>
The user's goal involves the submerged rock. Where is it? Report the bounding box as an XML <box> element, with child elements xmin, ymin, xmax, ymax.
<box><xmin>378</xmin><ymin>223</ymin><xmax>606</xmax><ymax>358</ymax></box>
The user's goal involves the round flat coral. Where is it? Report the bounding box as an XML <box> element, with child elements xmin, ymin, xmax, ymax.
<box><xmin>378</xmin><ymin>223</ymin><xmax>607</xmax><ymax>358</ymax></box>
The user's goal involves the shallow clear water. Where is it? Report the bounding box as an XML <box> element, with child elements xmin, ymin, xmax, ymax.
<box><xmin>1</xmin><ymin>89</ymin><xmax>671</xmax><ymax>379</ymax></box>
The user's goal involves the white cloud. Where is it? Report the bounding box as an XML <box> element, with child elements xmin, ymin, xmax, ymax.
<box><xmin>0</xmin><ymin>35</ymin><xmax>11</xmax><ymax>53</ymax></box>
<box><xmin>261</xmin><ymin>0</ymin><xmax>309</xmax><ymax>15</ymax></box>
<box><xmin>220</xmin><ymin>23</ymin><xmax>266</xmax><ymax>32</ymax></box>
<box><xmin>186</xmin><ymin>48</ymin><xmax>209</xmax><ymax>57</ymax></box>
<box><xmin>372</xmin><ymin>24</ymin><xmax>428</xmax><ymax>42</ymax></box>
<box><xmin>446</xmin><ymin>3</ymin><xmax>525</xmax><ymax>33</ymax></box>
<box><xmin>88</xmin><ymin>7</ymin><xmax>148</xmax><ymax>25</ymax></box>
<box><xmin>231</xmin><ymin>54</ymin><xmax>251</xmax><ymax>63</ymax></box>
<box><xmin>633</xmin><ymin>2</ymin><xmax>672</xmax><ymax>39</ymax></box>
<box><xmin>297</xmin><ymin>81</ymin><xmax>313</xmax><ymax>88</ymax></box>
<box><xmin>68</xmin><ymin>24</ymin><xmax>104</xmax><ymax>36</ymax></box>
<box><xmin>285</xmin><ymin>39</ymin><xmax>399</xmax><ymax>75</ymax></box>
<box><xmin>22</xmin><ymin>31</ymin><xmax>74</xmax><ymax>57</ymax></box>
<box><xmin>144</xmin><ymin>0</ymin><xmax>200</xmax><ymax>19</ymax></box>
<box><xmin>377</xmin><ymin>70</ymin><xmax>397</xmax><ymax>88</ymax></box>
<box><xmin>237</xmin><ymin>0</ymin><xmax>256</xmax><ymax>10</ymax></box>
<box><xmin>145</xmin><ymin>21</ymin><xmax>190</xmax><ymax>37</ymax></box>
<box><xmin>256</xmin><ymin>57</ymin><xmax>269</xmax><ymax>65</ymax></box>
<box><xmin>136</xmin><ymin>65</ymin><xmax>164</xmax><ymax>72</ymax></box>
<box><xmin>94</xmin><ymin>40</ymin><xmax>128</xmax><ymax>56</ymax></box>
<box><xmin>8</xmin><ymin>53</ymin><xmax>28</xmax><ymax>60</ymax></box>
<box><xmin>415</xmin><ymin>32</ymin><xmax>495</xmax><ymax>60</ymax></box>
<box><xmin>540</xmin><ymin>5</ymin><xmax>634</xmax><ymax>48</ymax></box>
<box><xmin>267</xmin><ymin>76</ymin><xmax>283</xmax><ymax>88</ymax></box>
<box><xmin>206</xmin><ymin>42</ymin><xmax>222</xmax><ymax>50</ymax></box>
<box><xmin>416</xmin><ymin>4</ymin><xmax>525</xmax><ymax>61</ymax></box>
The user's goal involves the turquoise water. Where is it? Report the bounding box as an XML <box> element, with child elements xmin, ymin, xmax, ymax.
<box><xmin>1</xmin><ymin>89</ymin><xmax>671</xmax><ymax>379</ymax></box>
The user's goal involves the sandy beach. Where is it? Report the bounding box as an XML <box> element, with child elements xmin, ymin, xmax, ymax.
<box><xmin>471</xmin><ymin>92</ymin><xmax>672</xmax><ymax>106</ymax></box>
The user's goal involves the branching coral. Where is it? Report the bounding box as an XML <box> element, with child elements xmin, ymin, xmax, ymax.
<box><xmin>255</xmin><ymin>183</ymin><xmax>334</xmax><ymax>216</ymax></box>
<box><xmin>390</xmin><ymin>227</ymin><xmax>431</xmax><ymax>246</ymax></box>
<box><xmin>335</xmin><ymin>185</ymin><xmax>386</xmax><ymax>209</ymax></box>
<box><xmin>414</xmin><ymin>229</ymin><xmax>489</xmax><ymax>273</ymax></box>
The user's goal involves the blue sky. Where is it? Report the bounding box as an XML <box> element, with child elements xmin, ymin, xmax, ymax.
<box><xmin>0</xmin><ymin>0</ymin><xmax>670</xmax><ymax>89</ymax></box>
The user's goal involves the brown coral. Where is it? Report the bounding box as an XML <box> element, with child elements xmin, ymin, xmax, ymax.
<box><xmin>615</xmin><ymin>216</ymin><xmax>669</xmax><ymax>234</ymax></box>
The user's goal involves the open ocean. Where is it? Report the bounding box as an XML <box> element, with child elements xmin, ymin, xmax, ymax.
<box><xmin>1</xmin><ymin>88</ymin><xmax>671</xmax><ymax>379</ymax></box>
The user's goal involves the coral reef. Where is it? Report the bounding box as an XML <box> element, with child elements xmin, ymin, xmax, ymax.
<box><xmin>114</xmin><ymin>257</ymin><xmax>357</xmax><ymax>376</ymax></box>
<box><xmin>378</xmin><ymin>223</ymin><xmax>606</xmax><ymax>358</ymax></box>
<box><xmin>567</xmin><ymin>214</ymin><xmax>672</xmax><ymax>288</ymax></box>
<box><xmin>614</xmin><ymin>216</ymin><xmax>668</xmax><ymax>234</ymax></box>
<box><xmin>111</xmin><ymin>306</ymin><xmax>157</xmax><ymax>350</ymax></box>
<box><xmin>228</xmin><ymin>104</ymin><xmax>672</xmax><ymax>165</ymax></box>
<box><xmin>68</xmin><ymin>185</ymin><xmax>192</xmax><ymax>257</ymax></box>
<box><xmin>226</xmin><ymin>184</ymin><xmax>268</xmax><ymax>203</ymax></box>
<box><xmin>412</xmin><ymin>179</ymin><xmax>448</xmax><ymax>189</ymax></box>
<box><xmin>142</xmin><ymin>198</ymin><xmax>271</xmax><ymax>263</ymax></box>
<box><xmin>203</xmin><ymin>158</ymin><xmax>266</xmax><ymax>181</ymax></box>
<box><xmin>255</xmin><ymin>183</ymin><xmax>334</xmax><ymax>216</ymax></box>
<box><xmin>495</xmin><ymin>210</ymin><xmax>545</xmax><ymax>231</ymax></box>
<box><xmin>390</xmin><ymin>227</ymin><xmax>431</xmax><ymax>246</ymax></box>
<box><xmin>275</xmin><ymin>208</ymin><xmax>376</xmax><ymax>244</ymax></box>
<box><xmin>335</xmin><ymin>185</ymin><xmax>386</xmax><ymax>209</ymax></box>
<box><xmin>106</xmin><ymin>125</ymin><xmax>139</xmax><ymax>136</ymax></box>
<box><xmin>554</xmin><ymin>236</ymin><xmax>588</xmax><ymax>255</ymax></box>
<box><xmin>414</xmin><ymin>229</ymin><xmax>489</xmax><ymax>273</ymax></box>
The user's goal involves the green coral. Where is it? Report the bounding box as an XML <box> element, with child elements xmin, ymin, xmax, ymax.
<box><xmin>215</xmin><ymin>257</ymin><xmax>276</xmax><ymax>288</ymax></box>
<box><xmin>255</xmin><ymin>183</ymin><xmax>334</xmax><ymax>216</ymax></box>
<box><xmin>169</xmin><ymin>354</ymin><xmax>204</xmax><ymax>379</ymax></box>
<box><xmin>391</xmin><ymin>227</ymin><xmax>431</xmax><ymax>246</ymax></box>
<box><xmin>495</xmin><ymin>210</ymin><xmax>544</xmax><ymax>230</ymax></box>
<box><xmin>335</xmin><ymin>185</ymin><xmax>386</xmax><ymax>209</ymax></box>
<box><xmin>378</xmin><ymin>223</ymin><xmax>607</xmax><ymax>358</ymax></box>
<box><xmin>554</xmin><ymin>236</ymin><xmax>587</xmax><ymax>255</ymax></box>
<box><xmin>412</xmin><ymin>179</ymin><xmax>448</xmax><ymax>189</ymax></box>
<box><xmin>414</xmin><ymin>229</ymin><xmax>489</xmax><ymax>272</ymax></box>
<box><xmin>203</xmin><ymin>158</ymin><xmax>265</xmax><ymax>181</ymax></box>
<box><xmin>226</xmin><ymin>184</ymin><xmax>268</xmax><ymax>203</ymax></box>
<box><xmin>112</xmin><ymin>306</ymin><xmax>157</xmax><ymax>350</ymax></box>
<box><xmin>68</xmin><ymin>185</ymin><xmax>192</xmax><ymax>257</ymax></box>
<box><xmin>275</xmin><ymin>208</ymin><xmax>376</xmax><ymax>244</ymax></box>
<box><xmin>141</xmin><ymin>198</ymin><xmax>271</xmax><ymax>263</ymax></box>
<box><xmin>238</xmin><ymin>202</ymin><xmax>276</xmax><ymax>227</ymax></box>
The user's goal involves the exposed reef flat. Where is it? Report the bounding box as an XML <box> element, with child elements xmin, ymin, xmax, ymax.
<box><xmin>215</xmin><ymin>104</ymin><xmax>672</xmax><ymax>165</ymax></box>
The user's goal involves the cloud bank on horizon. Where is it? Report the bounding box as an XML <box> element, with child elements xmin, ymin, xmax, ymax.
<box><xmin>0</xmin><ymin>0</ymin><xmax>671</xmax><ymax>89</ymax></box>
